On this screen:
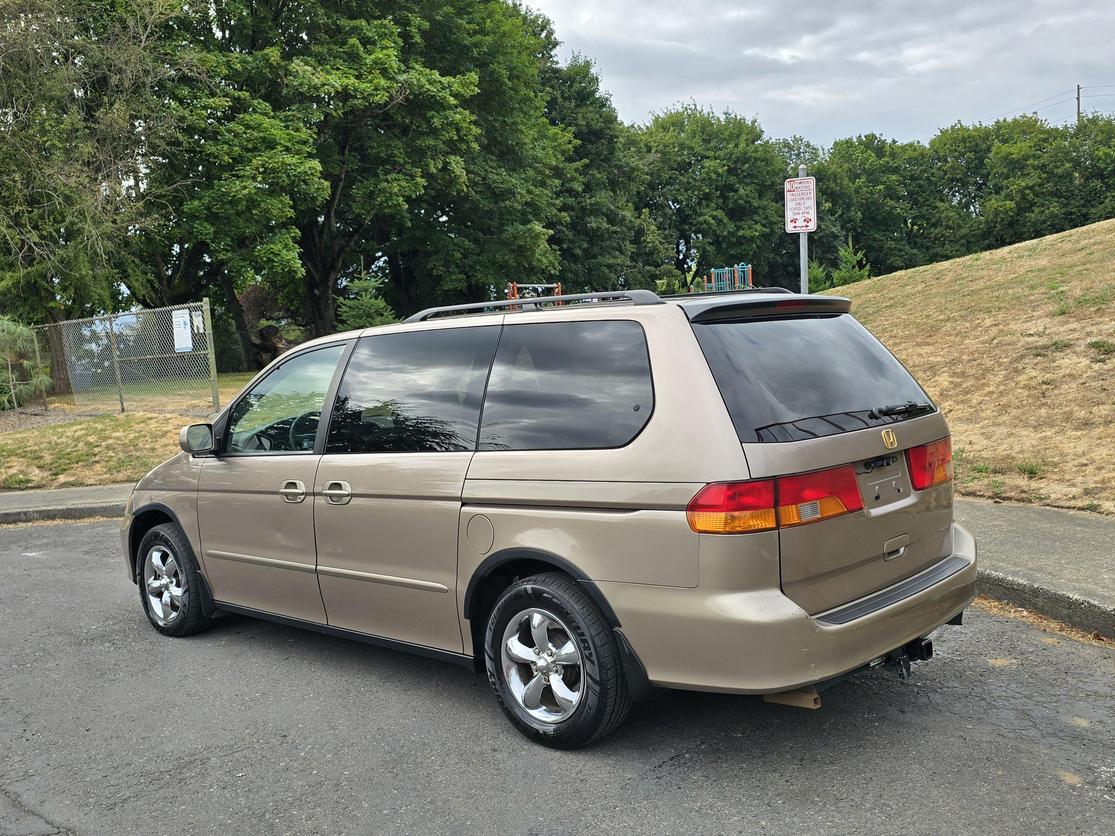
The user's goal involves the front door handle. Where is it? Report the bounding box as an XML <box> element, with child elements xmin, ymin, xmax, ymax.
<box><xmin>321</xmin><ymin>480</ymin><xmax>352</xmax><ymax>505</ymax></box>
<box><xmin>279</xmin><ymin>479</ymin><xmax>306</xmax><ymax>503</ymax></box>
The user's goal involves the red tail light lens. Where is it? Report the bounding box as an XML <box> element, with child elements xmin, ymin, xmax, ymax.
<box><xmin>907</xmin><ymin>437</ymin><xmax>953</xmax><ymax>490</ymax></box>
<box><xmin>777</xmin><ymin>464</ymin><xmax>864</xmax><ymax>527</ymax></box>
<box><xmin>687</xmin><ymin>465</ymin><xmax>865</xmax><ymax>534</ymax></box>
<box><xmin>686</xmin><ymin>480</ymin><xmax>777</xmax><ymax>533</ymax></box>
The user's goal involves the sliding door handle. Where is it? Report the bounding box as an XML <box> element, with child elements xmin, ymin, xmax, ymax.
<box><xmin>321</xmin><ymin>480</ymin><xmax>352</xmax><ymax>505</ymax></box>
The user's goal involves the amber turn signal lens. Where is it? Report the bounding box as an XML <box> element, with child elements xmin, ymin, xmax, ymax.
<box><xmin>686</xmin><ymin>480</ymin><xmax>777</xmax><ymax>533</ymax></box>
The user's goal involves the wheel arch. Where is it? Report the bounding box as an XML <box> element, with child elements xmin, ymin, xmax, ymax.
<box><xmin>127</xmin><ymin>502</ymin><xmax>181</xmax><ymax>582</ymax></box>
<box><xmin>463</xmin><ymin>548</ymin><xmax>655</xmax><ymax>700</ymax></box>
<box><xmin>128</xmin><ymin>502</ymin><xmax>217</xmax><ymax>617</ymax></box>
<box><xmin>463</xmin><ymin>548</ymin><xmax>621</xmax><ymax>628</ymax></box>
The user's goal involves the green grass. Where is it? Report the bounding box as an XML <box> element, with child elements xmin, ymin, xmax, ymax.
<box><xmin>1087</xmin><ymin>339</ymin><xmax>1115</xmax><ymax>361</ymax></box>
<box><xmin>1029</xmin><ymin>339</ymin><xmax>1072</xmax><ymax>356</ymax></box>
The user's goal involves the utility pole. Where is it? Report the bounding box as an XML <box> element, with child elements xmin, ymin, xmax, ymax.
<box><xmin>798</xmin><ymin>164</ymin><xmax>809</xmax><ymax>294</ymax></box>
<box><xmin>1077</xmin><ymin>84</ymin><xmax>1082</xmax><ymax>124</ymax></box>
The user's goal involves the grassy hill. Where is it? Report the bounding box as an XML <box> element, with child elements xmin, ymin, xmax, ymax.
<box><xmin>832</xmin><ymin>219</ymin><xmax>1115</xmax><ymax>514</ymax></box>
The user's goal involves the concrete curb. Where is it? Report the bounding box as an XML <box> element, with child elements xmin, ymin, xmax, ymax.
<box><xmin>0</xmin><ymin>501</ymin><xmax>126</xmax><ymax>525</ymax></box>
<box><xmin>977</xmin><ymin>568</ymin><xmax>1115</xmax><ymax>639</ymax></box>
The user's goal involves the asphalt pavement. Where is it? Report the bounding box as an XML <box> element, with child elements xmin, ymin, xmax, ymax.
<box><xmin>1</xmin><ymin>520</ymin><xmax>1113</xmax><ymax>836</ymax></box>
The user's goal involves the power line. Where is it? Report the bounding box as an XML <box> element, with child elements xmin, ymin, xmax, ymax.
<box><xmin>995</xmin><ymin>89</ymin><xmax>1073</xmax><ymax>120</ymax></box>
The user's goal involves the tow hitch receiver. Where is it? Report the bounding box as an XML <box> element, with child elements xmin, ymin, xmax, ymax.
<box><xmin>885</xmin><ymin>637</ymin><xmax>934</xmax><ymax>680</ymax></box>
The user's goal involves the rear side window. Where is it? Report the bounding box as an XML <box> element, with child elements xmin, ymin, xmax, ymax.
<box><xmin>693</xmin><ymin>314</ymin><xmax>931</xmax><ymax>443</ymax></box>
<box><xmin>326</xmin><ymin>327</ymin><xmax>499</xmax><ymax>453</ymax></box>
<box><xmin>479</xmin><ymin>321</ymin><xmax>653</xmax><ymax>451</ymax></box>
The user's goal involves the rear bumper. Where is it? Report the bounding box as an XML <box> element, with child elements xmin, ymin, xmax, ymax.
<box><xmin>600</xmin><ymin>522</ymin><xmax>977</xmax><ymax>694</ymax></box>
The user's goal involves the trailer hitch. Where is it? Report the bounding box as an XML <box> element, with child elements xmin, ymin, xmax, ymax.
<box><xmin>884</xmin><ymin>637</ymin><xmax>933</xmax><ymax>680</ymax></box>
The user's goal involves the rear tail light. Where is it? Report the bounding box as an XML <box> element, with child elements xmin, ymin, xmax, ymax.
<box><xmin>776</xmin><ymin>465</ymin><xmax>863</xmax><ymax>527</ymax></box>
<box><xmin>687</xmin><ymin>464</ymin><xmax>864</xmax><ymax>534</ymax></box>
<box><xmin>686</xmin><ymin>480</ymin><xmax>777</xmax><ymax>533</ymax></box>
<box><xmin>906</xmin><ymin>436</ymin><xmax>953</xmax><ymax>490</ymax></box>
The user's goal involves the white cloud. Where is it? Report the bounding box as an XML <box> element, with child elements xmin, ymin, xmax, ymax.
<box><xmin>528</xmin><ymin>0</ymin><xmax>1115</xmax><ymax>143</ymax></box>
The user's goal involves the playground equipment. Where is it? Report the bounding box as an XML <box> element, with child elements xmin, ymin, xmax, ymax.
<box><xmin>506</xmin><ymin>282</ymin><xmax>563</xmax><ymax>304</ymax></box>
<box><xmin>697</xmin><ymin>263</ymin><xmax>753</xmax><ymax>293</ymax></box>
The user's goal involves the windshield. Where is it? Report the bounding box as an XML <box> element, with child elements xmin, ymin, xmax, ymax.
<box><xmin>693</xmin><ymin>314</ymin><xmax>932</xmax><ymax>443</ymax></box>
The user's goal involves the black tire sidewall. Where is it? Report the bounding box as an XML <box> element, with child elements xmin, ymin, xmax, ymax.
<box><xmin>484</xmin><ymin>574</ymin><xmax>615</xmax><ymax>748</ymax></box>
<box><xmin>136</xmin><ymin>523</ymin><xmax>205</xmax><ymax>637</ymax></box>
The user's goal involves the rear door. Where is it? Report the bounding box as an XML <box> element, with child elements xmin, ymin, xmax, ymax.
<box><xmin>313</xmin><ymin>322</ymin><xmax>501</xmax><ymax>652</ymax></box>
<box><xmin>692</xmin><ymin>310</ymin><xmax>954</xmax><ymax>614</ymax></box>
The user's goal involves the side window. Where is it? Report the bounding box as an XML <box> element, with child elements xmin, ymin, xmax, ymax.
<box><xmin>226</xmin><ymin>344</ymin><xmax>345</xmax><ymax>454</ymax></box>
<box><xmin>326</xmin><ymin>327</ymin><xmax>500</xmax><ymax>454</ymax></box>
<box><xmin>479</xmin><ymin>320</ymin><xmax>653</xmax><ymax>451</ymax></box>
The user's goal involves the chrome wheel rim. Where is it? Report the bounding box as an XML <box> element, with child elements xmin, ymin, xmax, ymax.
<box><xmin>143</xmin><ymin>545</ymin><xmax>186</xmax><ymax>626</ymax></box>
<box><xmin>500</xmin><ymin>607</ymin><xmax>584</xmax><ymax>724</ymax></box>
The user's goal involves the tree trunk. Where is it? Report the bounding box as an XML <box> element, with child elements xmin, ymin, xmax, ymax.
<box><xmin>302</xmin><ymin>258</ymin><xmax>338</xmax><ymax>338</ymax></box>
<box><xmin>218</xmin><ymin>272</ymin><xmax>259</xmax><ymax>371</ymax></box>
<box><xmin>44</xmin><ymin>319</ymin><xmax>72</xmax><ymax>396</ymax></box>
<box><xmin>386</xmin><ymin>253</ymin><xmax>421</xmax><ymax>317</ymax></box>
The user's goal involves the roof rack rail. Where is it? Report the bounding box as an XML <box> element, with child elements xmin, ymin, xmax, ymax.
<box><xmin>403</xmin><ymin>289</ymin><xmax>664</xmax><ymax>323</ymax></box>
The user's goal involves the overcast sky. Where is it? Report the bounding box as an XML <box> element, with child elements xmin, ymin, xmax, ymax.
<box><xmin>528</xmin><ymin>0</ymin><xmax>1115</xmax><ymax>144</ymax></box>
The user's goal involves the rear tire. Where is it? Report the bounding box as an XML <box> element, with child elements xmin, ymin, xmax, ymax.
<box><xmin>136</xmin><ymin>523</ymin><xmax>210</xmax><ymax>637</ymax></box>
<box><xmin>484</xmin><ymin>571</ymin><xmax>631</xmax><ymax>749</ymax></box>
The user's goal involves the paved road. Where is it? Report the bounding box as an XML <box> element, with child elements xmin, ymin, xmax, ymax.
<box><xmin>1</xmin><ymin>521</ymin><xmax>1113</xmax><ymax>835</ymax></box>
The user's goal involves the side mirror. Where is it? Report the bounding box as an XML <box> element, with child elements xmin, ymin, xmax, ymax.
<box><xmin>180</xmin><ymin>423</ymin><xmax>215</xmax><ymax>455</ymax></box>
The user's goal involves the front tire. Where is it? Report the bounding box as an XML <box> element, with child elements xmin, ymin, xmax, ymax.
<box><xmin>484</xmin><ymin>572</ymin><xmax>631</xmax><ymax>749</ymax></box>
<box><xmin>136</xmin><ymin>523</ymin><xmax>210</xmax><ymax>637</ymax></box>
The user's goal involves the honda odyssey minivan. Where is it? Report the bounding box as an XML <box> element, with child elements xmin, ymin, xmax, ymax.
<box><xmin>123</xmin><ymin>289</ymin><xmax>976</xmax><ymax>748</ymax></box>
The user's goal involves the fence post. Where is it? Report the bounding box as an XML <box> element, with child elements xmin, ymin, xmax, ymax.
<box><xmin>31</xmin><ymin>329</ymin><xmax>46</xmax><ymax>410</ymax></box>
<box><xmin>202</xmin><ymin>298</ymin><xmax>220</xmax><ymax>411</ymax></box>
<box><xmin>106</xmin><ymin>314</ymin><xmax>126</xmax><ymax>413</ymax></box>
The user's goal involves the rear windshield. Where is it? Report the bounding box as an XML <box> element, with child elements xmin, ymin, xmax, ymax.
<box><xmin>693</xmin><ymin>314</ymin><xmax>932</xmax><ymax>443</ymax></box>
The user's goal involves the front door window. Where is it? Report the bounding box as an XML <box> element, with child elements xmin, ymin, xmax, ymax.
<box><xmin>226</xmin><ymin>345</ymin><xmax>345</xmax><ymax>454</ymax></box>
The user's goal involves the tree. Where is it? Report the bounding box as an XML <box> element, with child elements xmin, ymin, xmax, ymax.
<box><xmin>830</xmin><ymin>235</ymin><xmax>871</xmax><ymax>287</ymax></box>
<box><xmin>0</xmin><ymin>0</ymin><xmax>187</xmax><ymax>327</ymax></box>
<box><xmin>808</xmin><ymin>259</ymin><xmax>832</xmax><ymax>292</ymax></box>
<box><xmin>634</xmin><ymin>105</ymin><xmax>785</xmax><ymax>287</ymax></box>
<box><xmin>337</xmin><ymin>278</ymin><xmax>397</xmax><ymax>330</ymax></box>
<box><xmin>0</xmin><ymin>317</ymin><xmax>49</xmax><ymax>410</ymax></box>
<box><xmin>373</xmin><ymin>0</ymin><xmax>567</xmax><ymax>316</ymax></box>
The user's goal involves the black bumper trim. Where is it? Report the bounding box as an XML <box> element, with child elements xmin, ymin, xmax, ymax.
<box><xmin>815</xmin><ymin>554</ymin><xmax>971</xmax><ymax>625</ymax></box>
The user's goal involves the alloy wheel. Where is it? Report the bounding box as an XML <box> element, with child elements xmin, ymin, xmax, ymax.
<box><xmin>143</xmin><ymin>545</ymin><xmax>186</xmax><ymax>626</ymax></box>
<box><xmin>500</xmin><ymin>607</ymin><xmax>584</xmax><ymax>724</ymax></box>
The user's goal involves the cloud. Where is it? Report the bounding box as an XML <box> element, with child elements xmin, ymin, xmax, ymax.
<box><xmin>528</xmin><ymin>0</ymin><xmax>1115</xmax><ymax>143</ymax></box>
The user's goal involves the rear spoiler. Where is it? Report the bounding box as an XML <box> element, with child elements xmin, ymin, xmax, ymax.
<box><xmin>680</xmin><ymin>294</ymin><xmax>851</xmax><ymax>324</ymax></box>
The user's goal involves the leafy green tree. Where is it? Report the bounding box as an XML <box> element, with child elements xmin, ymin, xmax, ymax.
<box><xmin>0</xmin><ymin>0</ymin><xmax>186</xmax><ymax>326</ymax></box>
<box><xmin>529</xmin><ymin>14</ymin><xmax>641</xmax><ymax>292</ymax></box>
<box><xmin>373</xmin><ymin>1</ymin><xmax>568</xmax><ymax>316</ymax></box>
<box><xmin>634</xmin><ymin>105</ymin><xmax>785</xmax><ymax>286</ymax></box>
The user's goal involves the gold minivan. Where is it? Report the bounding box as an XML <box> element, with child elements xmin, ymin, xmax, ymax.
<box><xmin>123</xmin><ymin>289</ymin><xmax>976</xmax><ymax>748</ymax></box>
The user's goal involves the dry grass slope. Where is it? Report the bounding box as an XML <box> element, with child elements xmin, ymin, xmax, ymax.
<box><xmin>831</xmin><ymin>218</ymin><xmax>1115</xmax><ymax>513</ymax></box>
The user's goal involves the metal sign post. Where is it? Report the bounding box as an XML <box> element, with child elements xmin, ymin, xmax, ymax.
<box><xmin>785</xmin><ymin>166</ymin><xmax>817</xmax><ymax>294</ymax></box>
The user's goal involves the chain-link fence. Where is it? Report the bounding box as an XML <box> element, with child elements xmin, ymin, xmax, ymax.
<box><xmin>34</xmin><ymin>300</ymin><xmax>220</xmax><ymax>416</ymax></box>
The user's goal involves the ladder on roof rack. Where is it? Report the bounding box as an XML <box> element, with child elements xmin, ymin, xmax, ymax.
<box><xmin>404</xmin><ymin>290</ymin><xmax>665</xmax><ymax>323</ymax></box>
